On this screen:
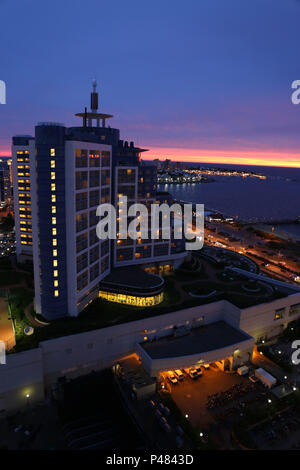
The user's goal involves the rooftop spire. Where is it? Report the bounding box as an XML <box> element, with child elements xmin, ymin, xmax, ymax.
<box><xmin>91</xmin><ymin>78</ymin><xmax>98</xmax><ymax>111</ymax></box>
<box><xmin>75</xmin><ymin>81</ymin><xmax>113</xmax><ymax>127</ymax></box>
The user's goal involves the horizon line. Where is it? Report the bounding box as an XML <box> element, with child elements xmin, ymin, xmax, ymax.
<box><xmin>1</xmin><ymin>146</ymin><xmax>300</xmax><ymax>168</ymax></box>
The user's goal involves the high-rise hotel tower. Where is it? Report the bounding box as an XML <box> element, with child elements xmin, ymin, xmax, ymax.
<box><xmin>12</xmin><ymin>83</ymin><xmax>186</xmax><ymax>320</ymax></box>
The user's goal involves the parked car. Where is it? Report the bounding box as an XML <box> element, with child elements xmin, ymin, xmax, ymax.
<box><xmin>174</xmin><ymin>369</ymin><xmax>184</xmax><ymax>381</ymax></box>
<box><xmin>188</xmin><ymin>368</ymin><xmax>198</xmax><ymax>380</ymax></box>
<box><xmin>167</xmin><ymin>371</ymin><xmax>178</xmax><ymax>384</ymax></box>
<box><xmin>194</xmin><ymin>366</ymin><xmax>203</xmax><ymax>377</ymax></box>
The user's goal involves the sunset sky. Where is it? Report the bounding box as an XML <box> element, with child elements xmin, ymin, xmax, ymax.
<box><xmin>1</xmin><ymin>0</ymin><xmax>300</xmax><ymax>167</ymax></box>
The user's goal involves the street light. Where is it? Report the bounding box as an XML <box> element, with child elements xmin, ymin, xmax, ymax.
<box><xmin>185</xmin><ymin>414</ymin><xmax>189</xmax><ymax>419</ymax></box>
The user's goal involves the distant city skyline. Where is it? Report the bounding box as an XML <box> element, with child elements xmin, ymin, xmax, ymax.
<box><xmin>1</xmin><ymin>0</ymin><xmax>300</xmax><ymax>167</ymax></box>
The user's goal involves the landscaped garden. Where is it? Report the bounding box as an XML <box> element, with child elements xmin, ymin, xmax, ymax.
<box><xmin>6</xmin><ymin>248</ymin><xmax>291</xmax><ymax>352</ymax></box>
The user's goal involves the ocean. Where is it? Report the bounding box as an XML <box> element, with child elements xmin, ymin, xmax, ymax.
<box><xmin>157</xmin><ymin>162</ymin><xmax>300</xmax><ymax>239</ymax></box>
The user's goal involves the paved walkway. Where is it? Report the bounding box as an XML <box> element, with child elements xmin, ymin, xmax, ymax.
<box><xmin>0</xmin><ymin>296</ymin><xmax>15</xmax><ymax>350</ymax></box>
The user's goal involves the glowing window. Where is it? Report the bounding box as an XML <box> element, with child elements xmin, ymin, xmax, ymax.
<box><xmin>51</xmin><ymin>172</ymin><xmax>55</xmax><ymax>180</ymax></box>
<box><xmin>54</xmin><ymin>280</ymin><xmax>58</xmax><ymax>287</ymax></box>
<box><xmin>53</xmin><ymin>249</ymin><xmax>57</xmax><ymax>256</ymax></box>
<box><xmin>52</xmin><ymin>228</ymin><xmax>57</xmax><ymax>235</ymax></box>
<box><xmin>50</xmin><ymin>148</ymin><xmax>56</xmax><ymax>156</ymax></box>
<box><xmin>51</xmin><ymin>160</ymin><xmax>55</xmax><ymax>168</ymax></box>
<box><xmin>53</xmin><ymin>260</ymin><xmax>58</xmax><ymax>267</ymax></box>
<box><xmin>54</xmin><ymin>290</ymin><xmax>59</xmax><ymax>297</ymax></box>
<box><xmin>51</xmin><ymin>206</ymin><xmax>56</xmax><ymax>214</ymax></box>
<box><xmin>53</xmin><ymin>270</ymin><xmax>58</xmax><ymax>277</ymax></box>
<box><xmin>52</xmin><ymin>239</ymin><xmax>57</xmax><ymax>246</ymax></box>
<box><xmin>52</xmin><ymin>217</ymin><xmax>56</xmax><ymax>225</ymax></box>
<box><xmin>51</xmin><ymin>183</ymin><xmax>56</xmax><ymax>191</ymax></box>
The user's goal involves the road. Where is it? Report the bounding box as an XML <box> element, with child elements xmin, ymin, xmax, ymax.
<box><xmin>204</xmin><ymin>220</ymin><xmax>300</xmax><ymax>284</ymax></box>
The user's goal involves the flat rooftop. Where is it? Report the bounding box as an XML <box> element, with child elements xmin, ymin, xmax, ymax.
<box><xmin>140</xmin><ymin>320</ymin><xmax>252</xmax><ymax>360</ymax></box>
<box><xmin>100</xmin><ymin>266</ymin><xmax>164</xmax><ymax>290</ymax></box>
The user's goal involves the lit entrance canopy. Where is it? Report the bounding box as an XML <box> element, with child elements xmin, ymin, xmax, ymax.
<box><xmin>136</xmin><ymin>320</ymin><xmax>254</xmax><ymax>377</ymax></box>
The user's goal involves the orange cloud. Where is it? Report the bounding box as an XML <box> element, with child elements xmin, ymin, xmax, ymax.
<box><xmin>2</xmin><ymin>145</ymin><xmax>300</xmax><ymax>168</ymax></box>
<box><xmin>0</xmin><ymin>148</ymin><xmax>10</xmax><ymax>157</ymax></box>
<box><xmin>144</xmin><ymin>147</ymin><xmax>300</xmax><ymax>168</ymax></box>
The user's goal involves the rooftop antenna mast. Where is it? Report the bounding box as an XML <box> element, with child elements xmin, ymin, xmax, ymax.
<box><xmin>75</xmin><ymin>79</ymin><xmax>113</xmax><ymax>128</ymax></box>
<box><xmin>91</xmin><ymin>78</ymin><xmax>98</xmax><ymax>112</ymax></box>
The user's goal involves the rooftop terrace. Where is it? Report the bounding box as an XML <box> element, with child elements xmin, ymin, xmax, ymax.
<box><xmin>4</xmin><ymin>247</ymin><xmax>292</xmax><ymax>353</ymax></box>
<box><xmin>140</xmin><ymin>321</ymin><xmax>252</xmax><ymax>360</ymax></box>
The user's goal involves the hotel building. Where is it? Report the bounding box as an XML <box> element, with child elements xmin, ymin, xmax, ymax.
<box><xmin>12</xmin><ymin>84</ymin><xmax>186</xmax><ymax>320</ymax></box>
<box><xmin>12</xmin><ymin>136</ymin><xmax>35</xmax><ymax>261</ymax></box>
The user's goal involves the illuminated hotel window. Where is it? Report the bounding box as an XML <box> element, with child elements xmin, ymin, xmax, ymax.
<box><xmin>51</xmin><ymin>172</ymin><xmax>55</xmax><ymax>180</ymax></box>
<box><xmin>274</xmin><ymin>308</ymin><xmax>284</xmax><ymax>321</ymax></box>
<box><xmin>52</xmin><ymin>239</ymin><xmax>57</xmax><ymax>246</ymax></box>
<box><xmin>51</xmin><ymin>194</ymin><xmax>56</xmax><ymax>202</ymax></box>
<box><xmin>99</xmin><ymin>291</ymin><xmax>164</xmax><ymax>307</ymax></box>
<box><xmin>53</xmin><ymin>260</ymin><xmax>58</xmax><ymax>267</ymax></box>
<box><xmin>51</xmin><ymin>160</ymin><xmax>55</xmax><ymax>168</ymax></box>
<box><xmin>53</xmin><ymin>270</ymin><xmax>58</xmax><ymax>277</ymax></box>
<box><xmin>51</xmin><ymin>183</ymin><xmax>56</xmax><ymax>191</ymax></box>
<box><xmin>53</xmin><ymin>249</ymin><xmax>57</xmax><ymax>256</ymax></box>
<box><xmin>54</xmin><ymin>280</ymin><xmax>58</xmax><ymax>287</ymax></box>
<box><xmin>50</xmin><ymin>148</ymin><xmax>56</xmax><ymax>156</ymax></box>
<box><xmin>52</xmin><ymin>217</ymin><xmax>56</xmax><ymax>224</ymax></box>
<box><xmin>54</xmin><ymin>290</ymin><xmax>59</xmax><ymax>297</ymax></box>
<box><xmin>51</xmin><ymin>206</ymin><xmax>56</xmax><ymax>214</ymax></box>
<box><xmin>52</xmin><ymin>228</ymin><xmax>57</xmax><ymax>235</ymax></box>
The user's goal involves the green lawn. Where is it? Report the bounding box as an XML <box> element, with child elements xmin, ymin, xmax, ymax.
<box><xmin>7</xmin><ymin>287</ymin><xmax>36</xmax><ymax>351</ymax></box>
<box><xmin>9</xmin><ymin>277</ymin><xmax>183</xmax><ymax>351</ymax></box>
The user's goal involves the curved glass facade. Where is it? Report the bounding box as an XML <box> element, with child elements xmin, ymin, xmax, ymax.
<box><xmin>99</xmin><ymin>290</ymin><xmax>164</xmax><ymax>307</ymax></box>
